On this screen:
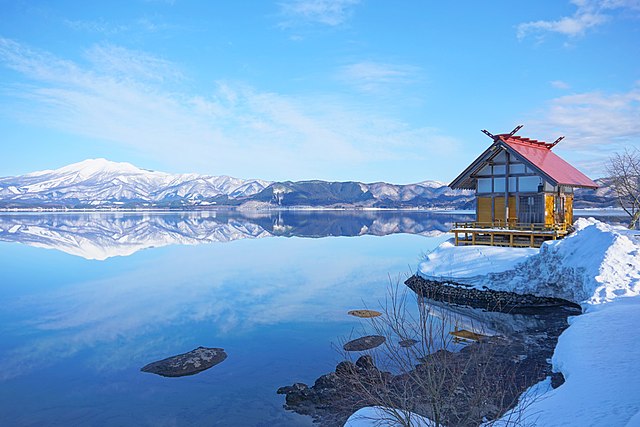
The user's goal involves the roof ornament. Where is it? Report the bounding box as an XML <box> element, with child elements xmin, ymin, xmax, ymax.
<box><xmin>481</xmin><ymin>129</ymin><xmax>496</xmax><ymax>139</ymax></box>
<box><xmin>550</xmin><ymin>136</ymin><xmax>564</xmax><ymax>148</ymax></box>
<box><xmin>481</xmin><ymin>124</ymin><xmax>524</xmax><ymax>141</ymax></box>
<box><xmin>507</xmin><ymin>124</ymin><xmax>524</xmax><ymax>137</ymax></box>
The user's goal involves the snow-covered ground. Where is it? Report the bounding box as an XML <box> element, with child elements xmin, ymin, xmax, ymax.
<box><xmin>505</xmin><ymin>295</ymin><xmax>640</xmax><ymax>426</ymax></box>
<box><xmin>344</xmin><ymin>406</ymin><xmax>434</xmax><ymax>426</ymax></box>
<box><xmin>418</xmin><ymin>218</ymin><xmax>640</xmax><ymax>304</ymax></box>
<box><xmin>346</xmin><ymin>218</ymin><xmax>640</xmax><ymax>426</ymax></box>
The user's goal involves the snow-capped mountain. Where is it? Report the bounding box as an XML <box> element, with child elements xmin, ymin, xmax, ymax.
<box><xmin>0</xmin><ymin>159</ymin><xmax>272</xmax><ymax>208</ymax></box>
<box><xmin>0</xmin><ymin>159</ymin><xmax>611</xmax><ymax>209</ymax></box>
<box><xmin>0</xmin><ymin>159</ymin><xmax>475</xmax><ymax>209</ymax></box>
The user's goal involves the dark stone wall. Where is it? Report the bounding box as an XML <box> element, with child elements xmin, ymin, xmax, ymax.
<box><xmin>405</xmin><ymin>275</ymin><xmax>582</xmax><ymax>314</ymax></box>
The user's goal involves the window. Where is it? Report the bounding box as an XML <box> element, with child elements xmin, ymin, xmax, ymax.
<box><xmin>477</xmin><ymin>178</ymin><xmax>492</xmax><ymax>193</ymax></box>
<box><xmin>478</xmin><ymin>164</ymin><xmax>491</xmax><ymax>175</ymax></box>
<box><xmin>509</xmin><ymin>164</ymin><xmax>525</xmax><ymax>174</ymax></box>
<box><xmin>519</xmin><ymin>176</ymin><xmax>541</xmax><ymax>192</ymax></box>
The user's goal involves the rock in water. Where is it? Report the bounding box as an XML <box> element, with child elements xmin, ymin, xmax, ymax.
<box><xmin>141</xmin><ymin>346</ymin><xmax>227</xmax><ymax>377</ymax></box>
<box><xmin>343</xmin><ymin>335</ymin><xmax>385</xmax><ymax>351</ymax></box>
<box><xmin>399</xmin><ymin>338</ymin><xmax>418</xmax><ymax>348</ymax></box>
<box><xmin>347</xmin><ymin>309</ymin><xmax>382</xmax><ymax>318</ymax></box>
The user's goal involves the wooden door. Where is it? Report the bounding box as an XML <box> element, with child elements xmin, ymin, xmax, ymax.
<box><xmin>494</xmin><ymin>197</ymin><xmax>517</xmax><ymax>226</ymax></box>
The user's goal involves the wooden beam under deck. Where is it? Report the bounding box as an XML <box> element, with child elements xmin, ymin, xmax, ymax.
<box><xmin>451</xmin><ymin>224</ymin><xmax>567</xmax><ymax>248</ymax></box>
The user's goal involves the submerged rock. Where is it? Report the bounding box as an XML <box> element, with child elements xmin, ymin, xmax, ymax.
<box><xmin>343</xmin><ymin>335</ymin><xmax>385</xmax><ymax>351</ymax></box>
<box><xmin>450</xmin><ymin>329</ymin><xmax>488</xmax><ymax>342</ymax></box>
<box><xmin>399</xmin><ymin>338</ymin><xmax>418</xmax><ymax>348</ymax></box>
<box><xmin>347</xmin><ymin>309</ymin><xmax>382</xmax><ymax>318</ymax></box>
<box><xmin>280</xmin><ymin>292</ymin><xmax>577</xmax><ymax>426</ymax></box>
<box><xmin>141</xmin><ymin>346</ymin><xmax>227</xmax><ymax>377</ymax></box>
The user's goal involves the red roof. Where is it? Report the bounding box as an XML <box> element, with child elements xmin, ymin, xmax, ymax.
<box><xmin>497</xmin><ymin>135</ymin><xmax>598</xmax><ymax>189</ymax></box>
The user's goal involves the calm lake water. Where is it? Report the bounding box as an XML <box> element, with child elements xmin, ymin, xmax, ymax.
<box><xmin>0</xmin><ymin>210</ymin><xmax>625</xmax><ymax>426</ymax></box>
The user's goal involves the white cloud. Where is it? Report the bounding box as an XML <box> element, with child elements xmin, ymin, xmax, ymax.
<box><xmin>64</xmin><ymin>16</ymin><xmax>174</xmax><ymax>35</ymax></box>
<box><xmin>517</xmin><ymin>0</ymin><xmax>640</xmax><ymax>40</ymax></box>
<box><xmin>518</xmin><ymin>11</ymin><xmax>607</xmax><ymax>39</ymax></box>
<box><xmin>529</xmin><ymin>83</ymin><xmax>640</xmax><ymax>177</ymax></box>
<box><xmin>64</xmin><ymin>18</ymin><xmax>129</xmax><ymax>35</ymax></box>
<box><xmin>85</xmin><ymin>44</ymin><xmax>184</xmax><ymax>83</ymax></box>
<box><xmin>551</xmin><ymin>80</ymin><xmax>571</xmax><ymax>89</ymax></box>
<box><xmin>0</xmin><ymin>37</ymin><xmax>454</xmax><ymax>181</ymax></box>
<box><xmin>278</xmin><ymin>0</ymin><xmax>360</xmax><ymax>27</ymax></box>
<box><xmin>337</xmin><ymin>61</ymin><xmax>420</xmax><ymax>93</ymax></box>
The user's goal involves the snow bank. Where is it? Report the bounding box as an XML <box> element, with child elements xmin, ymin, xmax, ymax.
<box><xmin>415</xmin><ymin>218</ymin><xmax>640</xmax><ymax>426</ymax></box>
<box><xmin>344</xmin><ymin>406</ymin><xmax>434</xmax><ymax>426</ymax></box>
<box><xmin>497</xmin><ymin>296</ymin><xmax>640</xmax><ymax>426</ymax></box>
<box><xmin>418</xmin><ymin>218</ymin><xmax>640</xmax><ymax>304</ymax></box>
<box><xmin>346</xmin><ymin>219</ymin><xmax>640</xmax><ymax>426</ymax></box>
<box><xmin>417</xmin><ymin>241</ymin><xmax>538</xmax><ymax>282</ymax></box>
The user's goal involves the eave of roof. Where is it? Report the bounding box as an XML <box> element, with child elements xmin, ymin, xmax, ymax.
<box><xmin>498</xmin><ymin>136</ymin><xmax>598</xmax><ymax>189</ymax></box>
<box><xmin>449</xmin><ymin>135</ymin><xmax>598</xmax><ymax>190</ymax></box>
<box><xmin>448</xmin><ymin>143</ymin><xmax>498</xmax><ymax>189</ymax></box>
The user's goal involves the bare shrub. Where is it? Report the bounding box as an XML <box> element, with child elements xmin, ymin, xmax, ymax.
<box><xmin>607</xmin><ymin>148</ymin><xmax>640</xmax><ymax>229</ymax></box>
<box><xmin>340</xmin><ymin>278</ymin><xmax>542</xmax><ymax>427</ymax></box>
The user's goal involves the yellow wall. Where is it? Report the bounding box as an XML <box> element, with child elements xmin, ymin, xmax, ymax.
<box><xmin>494</xmin><ymin>196</ymin><xmax>517</xmax><ymax>225</ymax></box>
<box><xmin>565</xmin><ymin>194</ymin><xmax>574</xmax><ymax>225</ymax></box>
<box><xmin>476</xmin><ymin>193</ymin><xmax>572</xmax><ymax>227</ymax></box>
<box><xmin>545</xmin><ymin>195</ymin><xmax>555</xmax><ymax>227</ymax></box>
<box><xmin>477</xmin><ymin>197</ymin><xmax>492</xmax><ymax>223</ymax></box>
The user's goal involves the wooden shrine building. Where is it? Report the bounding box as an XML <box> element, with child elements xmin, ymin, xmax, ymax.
<box><xmin>449</xmin><ymin>125</ymin><xmax>598</xmax><ymax>247</ymax></box>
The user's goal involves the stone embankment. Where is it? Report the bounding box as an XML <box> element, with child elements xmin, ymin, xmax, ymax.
<box><xmin>405</xmin><ymin>275</ymin><xmax>582</xmax><ymax>314</ymax></box>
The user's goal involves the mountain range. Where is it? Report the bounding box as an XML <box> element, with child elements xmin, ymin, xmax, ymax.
<box><xmin>0</xmin><ymin>158</ymin><xmax>615</xmax><ymax>210</ymax></box>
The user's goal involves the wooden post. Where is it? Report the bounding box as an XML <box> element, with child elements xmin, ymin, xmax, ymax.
<box><xmin>455</xmin><ymin>231</ymin><xmax>459</xmax><ymax>246</ymax></box>
<box><xmin>505</xmin><ymin>150</ymin><xmax>510</xmax><ymax>227</ymax></box>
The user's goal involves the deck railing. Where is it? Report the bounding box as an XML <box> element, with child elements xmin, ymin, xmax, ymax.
<box><xmin>452</xmin><ymin>221</ymin><xmax>568</xmax><ymax>233</ymax></box>
<box><xmin>450</xmin><ymin>221</ymin><xmax>570</xmax><ymax>248</ymax></box>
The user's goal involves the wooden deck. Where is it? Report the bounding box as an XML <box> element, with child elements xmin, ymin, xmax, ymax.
<box><xmin>451</xmin><ymin>222</ymin><xmax>569</xmax><ymax>248</ymax></box>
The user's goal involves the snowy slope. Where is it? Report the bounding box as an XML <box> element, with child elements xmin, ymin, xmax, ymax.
<box><xmin>0</xmin><ymin>159</ymin><xmax>609</xmax><ymax>209</ymax></box>
<box><xmin>414</xmin><ymin>218</ymin><xmax>640</xmax><ymax>427</ymax></box>
<box><xmin>0</xmin><ymin>159</ymin><xmax>473</xmax><ymax>209</ymax></box>
<box><xmin>0</xmin><ymin>159</ymin><xmax>271</xmax><ymax>207</ymax></box>
<box><xmin>502</xmin><ymin>296</ymin><xmax>640</xmax><ymax>427</ymax></box>
<box><xmin>418</xmin><ymin>218</ymin><xmax>640</xmax><ymax>304</ymax></box>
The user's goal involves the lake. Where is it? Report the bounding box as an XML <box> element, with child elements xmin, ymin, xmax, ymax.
<box><xmin>0</xmin><ymin>210</ymin><xmax>626</xmax><ymax>426</ymax></box>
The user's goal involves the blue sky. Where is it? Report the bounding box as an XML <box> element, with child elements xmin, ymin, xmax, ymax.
<box><xmin>0</xmin><ymin>0</ymin><xmax>638</xmax><ymax>183</ymax></box>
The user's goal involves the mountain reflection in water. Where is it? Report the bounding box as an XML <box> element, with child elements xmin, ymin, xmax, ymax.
<box><xmin>0</xmin><ymin>210</ymin><xmax>621</xmax><ymax>426</ymax></box>
<box><xmin>0</xmin><ymin>211</ymin><xmax>473</xmax><ymax>259</ymax></box>
<box><xmin>0</xmin><ymin>211</ymin><xmax>460</xmax><ymax>426</ymax></box>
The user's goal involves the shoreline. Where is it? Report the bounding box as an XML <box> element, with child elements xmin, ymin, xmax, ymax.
<box><xmin>0</xmin><ymin>207</ymin><xmax>625</xmax><ymax>215</ymax></box>
<box><xmin>279</xmin><ymin>285</ymin><xmax>579</xmax><ymax>426</ymax></box>
<box><xmin>0</xmin><ymin>207</ymin><xmax>474</xmax><ymax>214</ymax></box>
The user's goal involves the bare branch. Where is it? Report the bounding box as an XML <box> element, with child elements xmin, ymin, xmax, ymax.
<box><xmin>607</xmin><ymin>148</ymin><xmax>640</xmax><ymax>229</ymax></box>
